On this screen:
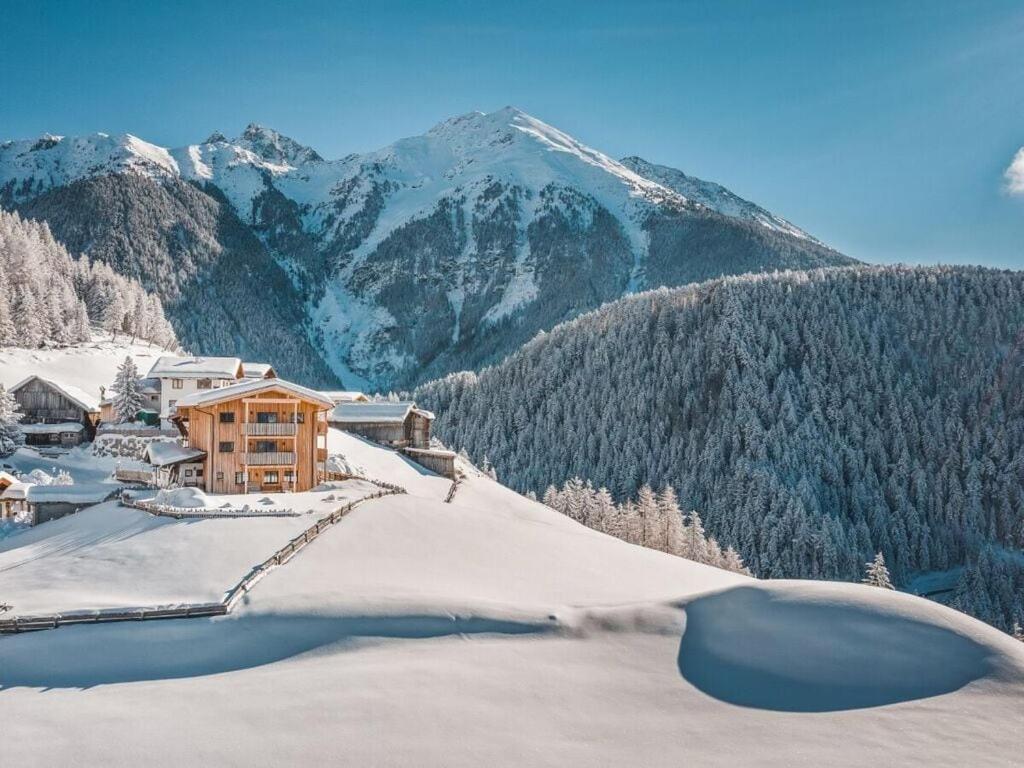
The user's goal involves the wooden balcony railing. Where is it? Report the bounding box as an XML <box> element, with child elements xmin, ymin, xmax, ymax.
<box><xmin>244</xmin><ymin>452</ymin><xmax>296</xmax><ymax>466</ymax></box>
<box><xmin>245</xmin><ymin>423</ymin><xmax>297</xmax><ymax>436</ymax></box>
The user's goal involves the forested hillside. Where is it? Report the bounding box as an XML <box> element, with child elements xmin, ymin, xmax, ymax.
<box><xmin>0</xmin><ymin>209</ymin><xmax>177</xmax><ymax>349</ymax></box>
<box><xmin>417</xmin><ymin>266</ymin><xmax>1024</xmax><ymax>631</ymax></box>
<box><xmin>13</xmin><ymin>175</ymin><xmax>337</xmax><ymax>385</ymax></box>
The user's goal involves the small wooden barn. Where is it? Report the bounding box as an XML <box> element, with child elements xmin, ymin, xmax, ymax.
<box><xmin>328</xmin><ymin>402</ymin><xmax>434</xmax><ymax>449</ymax></box>
<box><xmin>25</xmin><ymin>484</ymin><xmax>116</xmax><ymax>525</ymax></box>
<box><xmin>9</xmin><ymin>375</ymin><xmax>101</xmax><ymax>444</ymax></box>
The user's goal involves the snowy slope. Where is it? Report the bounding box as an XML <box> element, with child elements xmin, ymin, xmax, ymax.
<box><xmin>0</xmin><ymin>133</ymin><xmax>177</xmax><ymax>202</ymax></box>
<box><xmin>0</xmin><ymin>335</ymin><xmax>170</xmax><ymax>401</ymax></box>
<box><xmin>621</xmin><ymin>155</ymin><xmax>823</xmax><ymax>242</ymax></box>
<box><xmin>1</xmin><ymin>431</ymin><xmax>1023</xmax><ymax>765</ymax></box>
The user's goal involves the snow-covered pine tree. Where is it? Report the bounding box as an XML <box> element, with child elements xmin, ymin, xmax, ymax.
<box><xmin>112</xmin><ymin>356</ymin><xmax>144</xmax><ymax>423</ymax></box>
<box><xmin>0</xmin><ymin>209</ymin><xmax>177</xmax><ymax>350</ymax></box>
<box><xmin>0</xmin><ymin>383</ymin><xmax>24</xmax><ymax>457</ymax></box>
<box><xmin>863</xmin><ymin>552</ymin><xmax>895</xmax><ymax>589</ymax></box>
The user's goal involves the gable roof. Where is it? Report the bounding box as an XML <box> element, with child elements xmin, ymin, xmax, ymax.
<box><xmin>322</xmin><ymin>390</ymin><xmax>369</xmax><ymax>404</ymax></box>
<box><xmin>174</xmin><ymin>377</ymin><xmax>335</xmax><ymax>409</ymax></box>
<box><xmin>241</xmin><ymin>363</ymin><xmax>276</xmax><ymax>379</ymax></box>
<box><xmin>147</xmin><ymin>356</ymin><xmax>243</xmax><ymax>379</ymax></box>
<box><xmin>9</xmin><ymin>375</ymin><xmax>101</xmax><ymax>412</ymax></box>
<box><xmin>0</xmin><ymin>470</ymin><xmax>19</xmax><ymax>488</ymax></box>
<box><xmin>328</xmin><ymin>401</ymin><xmax>415</xmax><ymax>424</ymax></box>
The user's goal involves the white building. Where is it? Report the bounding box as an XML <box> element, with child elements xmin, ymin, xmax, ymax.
<box><xmin>146</xmin><ymin>356</ymin><xmax>245</xmax><ymax>424</ymax></box>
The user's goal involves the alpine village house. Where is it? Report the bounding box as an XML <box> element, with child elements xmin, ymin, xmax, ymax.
<box><xmin>171</xmin><ymin>378</ymin><xmax>333</xmax><ymax>494</ymax></box>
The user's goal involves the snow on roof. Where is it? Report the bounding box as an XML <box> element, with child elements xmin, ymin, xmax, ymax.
<box><xmin>322</xmin><ymin>390</ymin><xmax>369</xmax><ymax>404</ymax></box>
<box><xmin>10</xmin><ymin>375</ymin><xmax>101</xmax><ymax>412</ymax></box>
<box><xmin>19</xmin><ymin>422</ymin><xmax>85</xmax><ymax>434</ymax></box>
<box><xmin>145</xmin><ymin>442</ymin><xmax>207</xmax><ymax>467</ymax></box>
<box><xmin>174</xmin><ymin>377</ymin><xmax>335</xmax><ymax>409</ymax></box>
<box><xmin>329</xmin><ymin>401</ymin><xmax>417</xmax><ymax>424</ymax></box>
<box><xmin>0</xmin><ymin>470</ymin><xmax>20</xmax><ymax>486</ymax></box>
<box><xmin>241</xmin><ymin>363</ymin><xmax>275</xmax><ymax>378</ymax></box>
<box><xmin>147</xmin><ymin>355</ymin><xmax>242</xmax><ymax>378</ymax></box>
<box><xmin>25</xmin><ymin>483</ymin><xmax>114</xmax><ymax>504</ymax></box>
<box><xmin>0</xmin><ymin>480</ymin><xmax>30</xmax><ymax>500</ymax></box>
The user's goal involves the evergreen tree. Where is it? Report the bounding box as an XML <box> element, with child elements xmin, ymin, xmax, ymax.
<box><xmin>112</xmin><ymin>356</ymin><xmax>143</xmax><ymax>423</ymax></box>
<box><xmin>0</xmin><ymin>383</ymin><xmax>24</xmax><ymax>457</ymax></box>
<box><xmin>863</xmin><ymin>552</ymin><xmax>895</xmax><ymax>590</ymax></box>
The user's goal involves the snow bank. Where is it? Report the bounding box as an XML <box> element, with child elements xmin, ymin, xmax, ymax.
<box><xmin>153</xmin><ymin>487</ymin><xmax>211</xmax><ymax>509</ymax></box>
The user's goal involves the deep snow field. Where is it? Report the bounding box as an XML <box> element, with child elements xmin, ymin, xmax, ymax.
<box><xmin>1</xmin><ymin>343</ymin><xmax>1023</xmax><ymax>765</ymax></box>
<box><xmin>1</xmin><ymin>434</ymin><xmax>1023</xmax><ymax>765</ymax></box>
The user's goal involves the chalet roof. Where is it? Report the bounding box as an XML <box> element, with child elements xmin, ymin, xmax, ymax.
<box><xmin>329</xmin><ymin>401</ymin><xmax>424</xmax><ymax>424</ymax></box>
<box><xmin>241</xmin><ymin>363</ymin><xmax>276</xmax><ymax>379</ymax></box>
<box><xmin>19</xmin><ymin>422</ymin><xmax>85</xmax><ymax>435</ymax></box>
<box><xmin>0</xmin><ymin>480</ymin><xmax>30</xmax><ymax>500</ymax></box>
<box><xmin>25</xmin><ymin>483</ymin><xmax>115</xmax><ymax>504</ymax></box>
<box><xmin>0</xmin><ymin>470</ymin><xmax>19</xmax><ymax>487</ymax></box>
<box><xmin>174</xmin><ymin>377</ymin><xmax>335</xmax><ymax>410</ymax></box>
<box><xmin>322</xmin><ymin>390</ymin><xmax>369</xmax><ymax>404</ymax></box>
<box><xmin>9</xmin><ymin>375</ymin><xmax>101</xmax><ymax>412</ymax></box>
<box><xmin>148</xmin><ymin>356</ymin><xmax>243</xmax><ymax>379</ymax></box>
<box><xmin>145</xmin><ymin>441</ymin><xmax>207</xmax><ymax>467</ymax></box>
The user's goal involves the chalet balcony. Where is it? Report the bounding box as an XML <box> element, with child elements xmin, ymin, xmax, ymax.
<box><xmin>245</xmin><ymin>423</ymin><xmax>297</xmax><ymax>436</ymax></box>
<box><xmin>244</xmin><ymin>451</ymin><xmax>296</xmax><ymax>466</ymax></box>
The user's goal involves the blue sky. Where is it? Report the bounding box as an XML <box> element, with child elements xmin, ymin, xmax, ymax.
<box><xmin>2</xmin><ymin>0</ymin><xmax>1022</xmax><ymax>266</ymax></box>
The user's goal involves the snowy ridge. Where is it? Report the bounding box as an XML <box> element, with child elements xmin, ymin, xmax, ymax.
<box><xmin>0</xmin><ymin>133</ymin><xmax>178</xmax><ymax>202</ymax></box>
<box><xmin>621</xmin><ymin>155</ymin><xmax>822</xmax><ymax>242</ymax></box>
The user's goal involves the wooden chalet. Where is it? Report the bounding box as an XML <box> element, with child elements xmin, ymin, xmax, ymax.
<box><xmin>173</xmin><ymin>378</ymin><xmax>333</xmax><ymax>494</ymax></box>
<box><xmin>8</xmin><ymin>375</ymin><xmax>101</xmax><ymax>445</ymax></box>
<box><xmin>328</xmin><ymin>401</ymin><xmax>434</xmax><ymax>449</ymax></box>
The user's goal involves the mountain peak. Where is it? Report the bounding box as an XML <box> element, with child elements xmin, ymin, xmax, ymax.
<box><xmin>234</xmin><ymin>123</ymin><xmax>323</xmax><ymax>167</ymax></box>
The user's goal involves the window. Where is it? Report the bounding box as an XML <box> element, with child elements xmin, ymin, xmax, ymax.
<box><xmin>289</xmin><ymin>412</ymin><xmax>305</xmax><ymax>424</ymax></box>
<box><xmin>184</xmin><ymin>469</ymin><xmax>193</xmax><ymax>478</ymax></box>
<box><xmin>256</xmin><ymin>411</ymin><xmax>278</xmax><ymax>424</ymax></box>
<box><xmin>234</xmin><ymin>472</ymin><xmax>245</xmax><ymax>485</ymax></box>
<box><xmin>172</xmin><ymin>379</ymin><xmax>183</xmax><ymax>389</ymax></box>
<box><xmin>284</xmin><ymin>470</ymin><xmax>295</xmax><ymax>482</ymax></box>
<box><xmin>254</xmin><ymin>440</ymin><xmax>276</xmax><ymax>453</ymax></box>
<box><xmin>219</xmin><ymin>441</ymin><xmax>234</xmax><ymax>453</ymax></box>
<box><xmin>197</xmin><ymin>378</ymin><xmax>212</xmax><ymax>390</ymax></box>
<box><xmin>195</xmin><ymin>468</ymin><xmax>204</xmax><ymax>478</ymax></box>
<box><xmin>264</xmin><ymin>471</ymin><xmax>279</xmax><ymax>484</ymax></box>
<box><xmin>216</xmin><ymin>472</ymin><xmax>224</xmax><ymax>481</ymax></box>
<box><xmin>219</xmin><ymin>411</ymin><xmax>235</xmax><ymax>423</ymax></box>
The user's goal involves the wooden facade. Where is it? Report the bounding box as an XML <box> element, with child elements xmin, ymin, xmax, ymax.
<box><xmin>176</xmin><ymin>383</ymin><xmax>330</xmax><ymax>494</ymax></box>
<box><xmin>10</xmin><ymin>376</ymin><xmax>100</xmax><ymax>443</ymax></box>
<box><xmin>329</xmin><ymin>403</ymin><xmax>433</xmax><ymax>449</ymax></box>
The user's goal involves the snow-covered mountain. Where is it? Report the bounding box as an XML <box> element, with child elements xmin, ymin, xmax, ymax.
<box><xmin>1</xmin><ymin>109</ymin><xmax>853</xmax><ymax>388</ymax></box>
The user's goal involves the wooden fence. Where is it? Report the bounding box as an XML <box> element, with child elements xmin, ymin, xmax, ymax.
<box><xmin>0</xmin><ymin>487</ymin><xmax>403</xmax><ymax>634</ymax></box>
<box><xmin>123</xmin><ymin>495</ymin><xmax>299</xmax><ymax>519</ymax></box>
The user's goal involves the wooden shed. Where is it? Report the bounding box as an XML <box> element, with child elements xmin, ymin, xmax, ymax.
<box><xmin>328</xmin><ymin>402</ymin><xmax>434</xmax><ymax>449</ymax></box>
<box><xmin>9</xmin><ymin>375</ymin><xmax>101</xmax><ymax>444</ymax></box>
